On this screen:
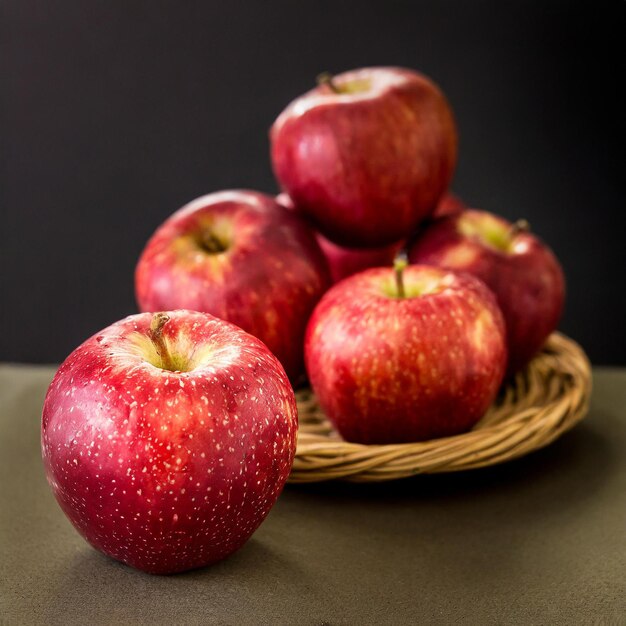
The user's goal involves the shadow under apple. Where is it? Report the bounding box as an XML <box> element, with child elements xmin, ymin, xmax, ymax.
<box><xmin>40</xmin><ymin>534</ymin><xmax>311</xmax><ymax>624</ymax></box>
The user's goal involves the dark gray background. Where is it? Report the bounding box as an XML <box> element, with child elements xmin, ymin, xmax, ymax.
<box><xmin>1</xmin><ymin>0</ymin><xmax>624</xmax><ymax>364</ymax></box>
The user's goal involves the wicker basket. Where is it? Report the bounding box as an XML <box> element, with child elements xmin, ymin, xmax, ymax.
<box><xmin>290</xmin><ymin>333</ymin><xmax>591</xmax><ymax>483</ymax></box>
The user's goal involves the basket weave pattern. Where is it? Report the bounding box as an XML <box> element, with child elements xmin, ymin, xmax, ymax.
<box><xmin>290</xmin><ymin>333</ymin><xmax>591</xmax><ymax>483</ymax></box>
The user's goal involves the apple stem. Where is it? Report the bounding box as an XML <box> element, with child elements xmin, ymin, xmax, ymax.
<box><xmin>510</xmin><ymin>219</ymin><xmax>530</xmax><ymax>237</ymax></box>
<box><xmin>394</xmin><ymin>252</ymin><xmax>409</xmax><ymax>299</ymax></box>
<box><xmin>149</xmin><ymin>313</ymin><xmax>175</xmax><ymax>371</ymax></box>
<box><xmin>317</xmin><ymin>72</ymin><xmax>341</xmax><ymax>94</ymax></box>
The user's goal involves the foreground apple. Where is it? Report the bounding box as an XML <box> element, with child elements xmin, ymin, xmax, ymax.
<box><xmin>270</xmin><ymin>66</ymin><xmax>457</xmax><ymax>248</ymax></box>
<box><xmin>135</xmin><ymin>190</ymin><xmax>331</xmax><ymax>384</ymax></box>
<box><xmin>41</xmin><ymin>310</ymin><xmax>298</xmax><ymax>574</ymax></box>
<box><xmin>305</xmin><ymin>261</ymin><xmax>507</xmax><ymax>444</ymax></box>
<box><xmin>409</xmin><ymin>209</ymin><xmax>565</xmax><ymax>373</ymax></box>
<box><xmin>276</xmin><ymin>192</ymin><xmax>403</xmax><ymax>284</ymax></box>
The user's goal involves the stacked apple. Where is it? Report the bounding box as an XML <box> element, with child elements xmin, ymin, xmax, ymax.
<box><xmin>408</xmin><ymin>211</ymin><xmax>565</xmax><ymax>376</ymax></box>
<box><xmin>135</xmin><ymin>190</ymin><xmax>331</xmax><ymax>385</ymax></box>
<box><xmin>42</xmin><ymin>66</ymin><xmax>565</xmax><ymax>574</ymax></box>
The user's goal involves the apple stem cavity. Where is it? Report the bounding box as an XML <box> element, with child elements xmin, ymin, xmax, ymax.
<box><xmin>200</xmin><ymin>231</ymin><xmax>227</xmax><ymax>254</ymax></box>
<box><xmin>394</xmin><ymin>253</ymin><xmax>409</xmax><ymax>299</ymax></box>
<box><xmin>149</xmin><ymin>312</ymin><xmax>176</xmax><ymax>371</ymax></box>
<box><xmin>317</xmin><ymin>72</ymin><xmax>341</xmax><ymax>94</ymax></box>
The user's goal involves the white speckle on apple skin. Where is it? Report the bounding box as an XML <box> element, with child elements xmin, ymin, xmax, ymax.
<box><xmin>41</xmin><ymin>310</ymin><xmax>298</xmax><ymax>575</ymax></box>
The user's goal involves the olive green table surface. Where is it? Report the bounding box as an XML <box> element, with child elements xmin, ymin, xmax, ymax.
<box><xmin>1</xmin><ymin>364</ymin><xmax>625</xmax><ymax>625</ymax></box>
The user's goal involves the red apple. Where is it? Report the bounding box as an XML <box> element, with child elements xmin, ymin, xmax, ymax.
<box><xmin>408</xmin><ymin>209</ymin><xmax>565</xmax><ymax>374</ymax></box>
<box><xmin>316</xmin><ymin>235</ymin><xmax>404</xmax><ymax>284</ymax></box>
<box><xmin>270</xmin><ymin>67</ymin><xmax>457</xmax><ymax>248</ymax></box>
<box><xmin>276</xmin><ymin>192</ymin><xmax>403</xmax><ymax>284</ymax></box>
<box><xmin>433</xmin><ymin>191</ymin><xmax>467</xmax><ymax>218</ymax></box>
<box><xmin>304</xmin><ymin>262</ymin><xmax>507</xmax><ymax>444</ymax></box>
<box><xmin>135</xmin><ymin>190</ymin><xmax>331</xmax><ymax>384</ymax></box>
<box><xmin>41</xmin><ymin>310</ymin><xmax>298</xmax><ymax>574</ymax></box>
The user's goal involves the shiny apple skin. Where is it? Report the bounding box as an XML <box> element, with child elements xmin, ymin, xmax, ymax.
<box><xmin>408</xmin><ymin>209</ymin><xmax>566</xmax><ymax>374</ymax></box>
<box><xmin>41</xmin><ymin>310</ymin><xmax>298</xmax><ymax>574</ymax></box>
<box><xmin>316</xmin><ymin>235</ymin><xmax>404</xmax><ymax>284</ymax></box>
<box><xmin>304</xmin><ymin>266</ymin><xmax>507</xmax><ymax>444</ymax></box>
<box><xmin>433</xmin><ymin>191</ymin><xmax>467</xmax><ymax>218</ymax></box>
<box><xmin>270</xmin><ymin>67</ymin><xmax>457</xmax><ymax>248</ymax></box>
<box><xmin>276</xmin><ymin>192</ymin><xmax>403</xmax><ymax>284</ymax></box>
<box><xmin>135</xmin><ymin>190</ymin><xmax>331</xmax><ymax>384</ymax></box>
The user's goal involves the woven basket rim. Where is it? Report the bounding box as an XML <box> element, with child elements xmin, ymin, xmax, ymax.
<box><xmin>290</xmin><ymin>333</ymin><xmax>591</xmax><ymax>483</ymax></box>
